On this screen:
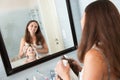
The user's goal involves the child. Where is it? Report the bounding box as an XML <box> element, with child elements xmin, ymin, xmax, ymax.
<box><xmin>25</xmin><ymin>44</ymin><xmax>37</xmax><ymax>63</ymax></box>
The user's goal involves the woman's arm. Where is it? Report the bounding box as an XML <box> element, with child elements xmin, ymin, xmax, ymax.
<box><xmin>18</xmin><ymin>38</ymin><xmax>25</xmax><ymax>58</ymax></box>
<box><xmin>55</xmin><ymin>60</ymin><xmax>71</xmax><ymax>80</ymax></box>
<box><xmin>82</xmin><ymin>49</ymin><xmax>105</xmax><ymax>80</ymax></box>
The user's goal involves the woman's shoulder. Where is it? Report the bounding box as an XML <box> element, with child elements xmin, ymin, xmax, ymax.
<box><xmin>83</xmin><ymin>49</ymin><xmax>107</xmax><ymax>80</ymax></box>
<box><xmin>20</xmin><ymin>37</ymin><xmax>26</xmax><ymax>43</ymax></box>
<box><xmin>85</xmin><ymin>48</ymin><xmax>105</xmax><ymax>63</ymax></box>
<box><xmin>22</xmin><ymin>36</ymin><xmax>26</xmax><ymax>41</ymax></box>
<box><xmin>84</xmin><ymin>48</ymin><xmax>106</xmax><ymax>72</ymax></box>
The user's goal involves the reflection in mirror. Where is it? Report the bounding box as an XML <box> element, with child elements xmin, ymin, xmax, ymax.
<box><xmin>0</xmin><ymin>0</ymin><xmax>77</xmax><ymax>76</ymax></box>
<box><xmin>16</xmin><ymin>20</ymin><xmax>49</xmax><ymax>67</ymax></box>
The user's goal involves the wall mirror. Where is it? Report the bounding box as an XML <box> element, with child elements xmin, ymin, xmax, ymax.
<box><xmin>0</xmin><ymin>0</ymin><xmax>77</xmax><ymax>76</ymax></box>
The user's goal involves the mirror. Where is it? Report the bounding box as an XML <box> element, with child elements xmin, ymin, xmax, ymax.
<box><xmin>0</xmin><ymin>0</ymin><xmax>77</xmax><ymax>76</ymax></box>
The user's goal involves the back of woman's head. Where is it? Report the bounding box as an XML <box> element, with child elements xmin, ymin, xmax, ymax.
<box><xmin>78</xmin><ymin>0</ymin><xmax>120</xmax><ymax>78</ymax></box>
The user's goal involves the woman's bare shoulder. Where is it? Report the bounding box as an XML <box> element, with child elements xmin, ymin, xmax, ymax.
<box><xmin>21</xmin><ymin>37</ymin><xmax>25</xmax><ymax>41</ymax></box>
<box><xmin>20</xmin><ymin>37</ymin><xmax>26</xmax><ymax>44</ymax></box>
<box><xmin>85</xmin><ymin>48</ymin><xmax>105</xmax><ymax>63</ymax></box>
<box><xmin>83</xmin><ymin>49</ymin><xmax>106</xmax><ymax>80</ymax></box>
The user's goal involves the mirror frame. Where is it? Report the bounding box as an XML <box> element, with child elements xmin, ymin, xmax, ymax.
<box><xmin>0</xmin><ymin>0</ymin><xmax>77</xmax><ymax>76</ymax></box>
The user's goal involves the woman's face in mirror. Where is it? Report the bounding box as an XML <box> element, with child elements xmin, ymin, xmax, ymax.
<box><xmin>28</xmin><ymin>22</ymin><xmax>38</xmax><ymax>35</ymax></box>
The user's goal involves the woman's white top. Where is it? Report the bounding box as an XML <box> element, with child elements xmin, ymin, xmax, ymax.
<box><xmin>79</xmin><ymin>68</ymin><xmax>84</xmax><ymax>80</ymax></box>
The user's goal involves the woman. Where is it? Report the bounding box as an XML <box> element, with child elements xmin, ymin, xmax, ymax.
<box><xmin>18</xmin><ymin>20</ymin><xmax>48</xmax><ymax>58</ymax></box>
<box><xmin>55</xmin><ymin>0</ymin><xmax>120</xmax><ymax>80</ymax></box>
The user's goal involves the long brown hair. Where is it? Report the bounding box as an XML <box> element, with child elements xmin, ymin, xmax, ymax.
<box><xmin>78</xmin><ymin>0</ymin><xmax>120</xmax><ymax>78</ymax></box>
<box><xmin>25</xmin><ymin>20</ymin><xmax>45</xmax><ymax>45</ymax></box>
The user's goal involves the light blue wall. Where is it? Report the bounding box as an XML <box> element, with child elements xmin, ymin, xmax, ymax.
<box><xmin>70</xmin><ymin>0</ymin><xmax>81</xmax><ymax>43</ymax></box>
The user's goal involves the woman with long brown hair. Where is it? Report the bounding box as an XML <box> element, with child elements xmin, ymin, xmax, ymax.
<box><xmin>55</xmin><ymin>0</ymin><xmax>120</xmax><ymax>80</ymax></box>
<box><xmin>18</xmin><ymin>20</ymin><xmax>48</xmax><ymax>59</ymax></box>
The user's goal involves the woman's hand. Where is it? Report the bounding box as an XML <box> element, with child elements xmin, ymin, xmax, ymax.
<box><xmin>55</xmin><ymin>60</ymin><xmax>70</xmax><ymax>80</ymax></box>
<box><xmin>55</xmin><ymin>75</ymin><xmax>61</xmax><ymax>80</ymax></box>
<box><xmin>22</xmin><ymin>45</ymin><xmax>28</xmax><ymax>54</ymax></box>
<box><xmin>69</xmin><ymin>58</ymin><xmax>82</xmax><ymax>72</ymax></box>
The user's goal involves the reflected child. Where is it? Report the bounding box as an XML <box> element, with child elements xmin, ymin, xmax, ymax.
<box><xmin>24</xmin><ymin>44</ymin><xmax>37</xmax><ymax>63</ymax></box>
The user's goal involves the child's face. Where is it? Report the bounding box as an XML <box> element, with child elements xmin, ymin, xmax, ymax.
<box><xmin>26</xmin><ymin>46</ymin><xmax>35</xmax><ymax>54</ymax></box>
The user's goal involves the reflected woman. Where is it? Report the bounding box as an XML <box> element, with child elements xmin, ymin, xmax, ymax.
<box><xmin>18</xmin><ymin>20</ymin><xmax>48</xmax><ymax>59</ymax></box>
